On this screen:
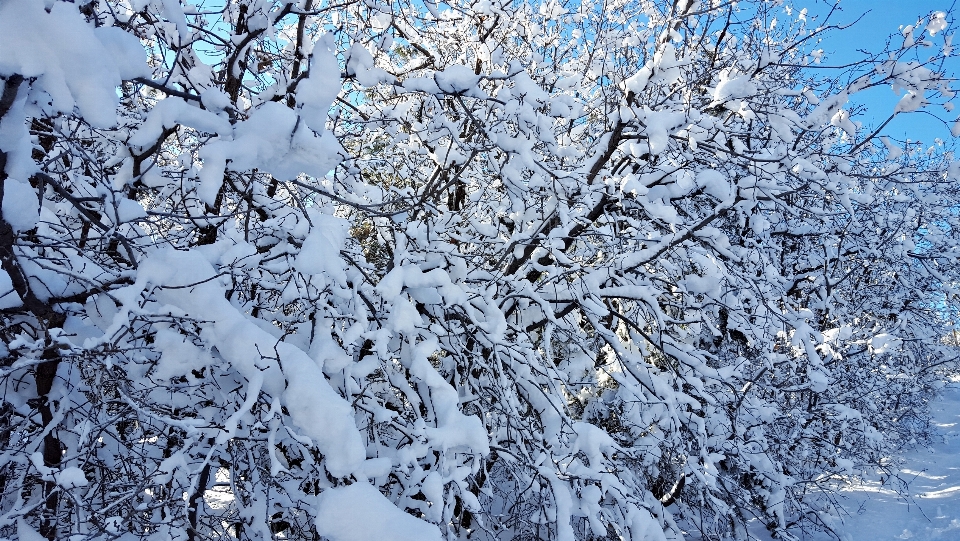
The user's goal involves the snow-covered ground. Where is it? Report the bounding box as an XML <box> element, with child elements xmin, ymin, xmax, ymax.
<box><xmin>825</xmin><ymin>380</ymin><xmax>960</xmax><ymax>540</ymax></box>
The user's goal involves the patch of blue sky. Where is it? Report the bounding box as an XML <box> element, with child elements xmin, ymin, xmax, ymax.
<box><xmin>798</xmin><ymin>0</ymin><xmax>959</xmax><ymax>143</ymax></box>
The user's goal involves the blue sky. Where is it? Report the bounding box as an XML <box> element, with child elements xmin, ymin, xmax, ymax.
<box><xmin>802</xmin><ymin>0</ymin><xmax>959</xmax><ymax>143</ymax></box>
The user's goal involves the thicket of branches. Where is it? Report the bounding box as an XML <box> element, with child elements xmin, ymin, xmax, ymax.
<box><xmin>1</xmin><ymin>0</ymin><xmax>958</xmax><ymax>539</ymax></box>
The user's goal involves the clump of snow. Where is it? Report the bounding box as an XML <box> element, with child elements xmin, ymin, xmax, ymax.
<box><xmin>434</xmin><ymin>65</ymin><xmax>481</xmax><ymax>94</ymax></box>
<box><xmin>638</xmin><ymin>108</ymin><xmax>686</xmax><ymax>155</ymax></box>
<box><xmin>151</xmin><ymin>326</ymin><xmax>215</xmax><ymax>380</ymax></box>
<box><xmin>624</xmin><ymin>65</ymin><xmax>652</xmax><ymax>94</ymax></box>
<box><xmin>628</xmin><ymin>505</ymin><xmax>668</xmax><ymax>541</ymax></box>
<box><xmin>295</xmin><ymin>212</ymin><xmax>350</xmax><ymax>287</ymax></box>
<box><xmin>116</xmin><ymin>198</ymin><xmax>147</xmax><ymax>223</ymax></box>
<box><xmin>28</xmin><ymin>452</ymin><xmax>87</xmax><ymax>488</ymax></box>
<box><xmin>297</xmin><ymin>33</ymin><xmax>342</xmax><ymax>131</ymax></box>
<box><xmin>129</xmin><ymin>98</ymin><xmax>231</xmax><ymax>149</ymax></box>
<box><xmin>881</xmin><ymin>136</ymin><xmax>904</xmax><ymax>160</ymax></box>
<box><xmin>0</xmin><ymin>0</ymin><xmax>147</xmax><ymax>127</ymax></box>
<box><xmin>902</xmin><ymin>24</ymin><xmax>916</xmax><ymax>49</ymax></box>
<box><xmin>2</xmin><ymin>178</ymin><xmax>39</xmax><ymax>232</ymax></box>
<box><xmin>18</xmin><ymin>519</ymin><xmax>47</xmax><ymax>541</ymax></box>
<box><xmin>869</xmin><ymin>333</ymin><xmax>902</xmax><ymax>354</ymax></box>
<box><xmin>198</xmin><ymin>102</ymin><xmax>343</xmax><ymax>205</ymax></box>
<box><xmin>651</xmin><ymin>43</ymin><xmax>683</xmax><ymax>87</ymax></box>
<box><xmin>807</xmin><ymin>367</ymin><xmax>830</xmax><ymax>393</ymax></box>
<box><xmin>831</xmin><ymin>109</ymin><xmax>857</xmax><ymax>138</ymax></box>
<box><xmin>113</xmin><ymin>249</ymin><xmax>367</xmax><ymax>477</ymax></box>
<box><xmin>200</xmin><ymin>88</ymin><xmax>232</xmax><ymax>111</ymax></box>
<box><xmin>927</xmin><ymin>12</ymin><xmax>948</xmax><ymax>36</ymax></box>
<box><xmin>315</xmin><ymin>483</ymin><xmax>441</xmax><ymax>541</ymax></box>
<box><xmin>696</xmin><ymin>169</ymin><xmax>733</xmax><ymax>202</ymax></box>
<box><xmin>711</xmin><ymin>69</ymin><xmax>757</xmax><ymax>105</ymax></box>
<box><xmin>54</xmin><ymin>467</ymin><xmax>88</xmax><ymax>489</ymax></box>
<box><xmin>571</xmin><ymin>422</ymin><xmax>618</xmax><ymax>471</ymax></box>
<box><xmin>346</xmin><ymin>43</ymin><xmax>393</xmax><ymax>87</ymax></box>
<box><xmin>0</xmin><ymin>269</ymin><xmax>21</xmax><ymax>310</ymax></box>
<box><xmin>895</xmin><ymin>90</ymin><xmax>926</xmax><ymax>113</ymax></box>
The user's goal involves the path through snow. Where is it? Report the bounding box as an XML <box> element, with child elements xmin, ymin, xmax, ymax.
<box><xmin>821</xmin><ymin>380</ymin><xmax>960</xmax><ymax>540</ymax></box>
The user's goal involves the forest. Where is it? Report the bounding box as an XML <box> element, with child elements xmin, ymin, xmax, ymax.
<box><xmin>0</xmin><ymin>0</ymin><xmax>958</xmax><ymax>539</ymax></box>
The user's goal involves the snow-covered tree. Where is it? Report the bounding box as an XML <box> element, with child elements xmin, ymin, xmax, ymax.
<box><xmin>0</xmin><ymin>0</ymin><xmax>958</xmax><ymax>539</ymax></box>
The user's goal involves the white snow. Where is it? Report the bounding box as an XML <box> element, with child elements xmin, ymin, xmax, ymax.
<box><xmin>297</xmin><ymin>33</ymin><xmax>342</xmax><ymax>131</ymax></box>
<box><xmin>128</xmin><ymin>97</ymin><xmax>231</xmax><ymax>149</ymax></box>
<box><xmin>2</xmin><ymin>178</ymin><xmax>39</xmax><ymax>232</ymax></box>
<box><xmin>0</xmin><ymin>269</ymin><xmax>21</xmax><ymax>309</ymax></box>
<box><xmin>116</xmin><ymin>197</ymin><xmax>147</xmax><ymax>223</ymax></box>
<box><xmin>711</xmin><ymin>69</ymin><xmax>757</xmax><ymax>105</ymax></box>
<box><xmin>0</xmin><ymin>0</ymin><xmax>147</xmax><ymax>127</ymax></box>
<box><xmin>434</xmin><ymin>65</ymin><xmax>481</xmax><ymax>94</ymax></box>
<box><xmin>198</xmin><ymin>102</ymin><xmax>343</xmax><ymax>205</ymax></box>
<box><xmin>314</xmin><ymin>483</ymin><xmax>442</xmax><ymax>541</ymax></box>
<box><xmin>927</xmin><ymin>13</ymin><xmax>948</xmax><ymax>37</ymax></box>
<box><xmin>624</xmin><ymin>66</ymin><xmax>652</xmax><ymax>94</ymax></box>
<box><xmin>53</xmin><ymin>466</ymin><xmax>88</xmax><ymax>489</ymax></box>
<box><xmin>638</xmin><ymin>108</ymin><xmax>686</xmax><ymax>155</ymax></box>
<box><xmin>829</xmin><ymin>381</ymin><xmax>960</xmax><ymax>541</ymax></box>
<box><xmin>346</xmin><ymin>43</ymin><xmax>393</xmax><ymax>87</ymax></box>
<box><xmin>294</xmin><ymin>212</ymin><xmax>350</xmax><ymax>287</ymax></box>
<box><xmin>696</xmin><ymin>168</ymin><xmax>733</xmax><ymax>202</ymax></box>
<box><xmin>111</xmin><ymin>249</ymin><xmax>368</xmax><ymax>477</ymax></box>
<box><xmin>749</xmin><ymin>381</ymin><xmax>960</xmax><ymax>541</ymax></box>
<box><xmin>3</xmin><ymin>0</ymin><xmax>958</xmax><ymax>539</ymax></box>
<box><xmin>870</xmin><ymin>333</ymin><xmax>903</xmax><ymax>355</ymax></box>
<box><xmin>17</xmin><ymin>519</ymin><xmax>46</xmax><ymax>541</ymax></box>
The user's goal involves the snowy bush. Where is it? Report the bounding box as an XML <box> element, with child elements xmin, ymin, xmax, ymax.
<box><xmin>0</xmin><ymin>0</ymin><xmax>958</xmax><ymax>539</ymax></box>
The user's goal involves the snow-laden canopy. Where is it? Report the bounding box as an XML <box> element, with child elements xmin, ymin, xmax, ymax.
<box><xmin>0</xmin><ymin>0</ymin><xmax>959</xmax><ymax>540</ymax></box>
